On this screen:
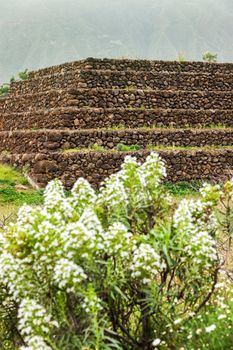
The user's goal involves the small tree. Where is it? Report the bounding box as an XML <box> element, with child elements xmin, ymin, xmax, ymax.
<box><xmin>0</xmin><ymin>153</ymin><xmax>230</xmax><ymax>349</ymax></box>
<box><xmin>202</xmin><ymin>52</ymin><xmax>217</xmax><ymax>63</ymax></box>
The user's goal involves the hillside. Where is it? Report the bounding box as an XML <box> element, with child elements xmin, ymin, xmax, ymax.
<box><xmin>1</xmin><ymin>0</ymin><xmax>233</xmax><ymax>82</ymax></box>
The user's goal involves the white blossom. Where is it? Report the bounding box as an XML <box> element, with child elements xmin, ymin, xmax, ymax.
<box><xmin>0</xmin><ymin>152</ymin><xmax>224</xmax><ymax>348</ymax></box>
<box><xmin>130</xmin><ymin>243</ymin><xmax>165</xmax><ymax>282</ymax></box>
<box><xmin>53</xmin><ymin>258</ymin><xmax>87</xmax><ymax>292</ymax></box>
<box><xmin>152</xmin><ymin>338</ymin><xmax>161</xmax><ymax>346</ymax></box>
<box><xmin>205</xmin><ymin>324</ymin><xmax>216</xmax><ymax>333</ymax></box>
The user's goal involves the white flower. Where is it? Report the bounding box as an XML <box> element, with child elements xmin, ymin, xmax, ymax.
<box><xmin>71</xmin><ymin>177</ymin><xmax>97</xmax><ymax>212</ymax></box>
<box><xmin>53</xmin><ymin>258</ymin><xmax>87</xmax><ymax>292</ymax></box>
<box><xmin>205</xmin><ymin>324</ymin><xmax>216</xmax><ymax>333</ymax></box>
<box><xmin>218</xmin><ymin>314</ymin><xmax>227</xmax><ymax>320</ymax></box>
<box><xmin>174</xmin><ymin>318</ymin><xmax>182</xmax><ymax>325</ymax></box>
<box><xmin>152</xmin><ymin>338</ymin><xmax>161</xmax><ymax>346</ymax></box>
<box><xmin>100</xmin><ymin>222</ymin><xmax>132</xmax><ymax>255</ymax></box>
<box><xmin>130</xmin><ymin>243</ymin><xmax>165</xmax><ymax>282</ymax></box>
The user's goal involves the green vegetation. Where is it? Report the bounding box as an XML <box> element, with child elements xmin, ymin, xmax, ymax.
<box><xmin>146</xmin><ymin>144</ymin><xmax>233</xmax><ymax>151</ymax></box>
<box><xmin>108</xmin><ymin>124</ymin><xmax>127</xmax><ymax>130</ymax></box>
<box><xmin>99</xmin><ymin>124</ymin><xmax>233</xmax><ymax>131</ymax></box>
<box><xmin>202</xmin><ymin>51</ymin><xmax>218</xmax><ymax>63</ymax></box>
<box><xmin>123</xmin><ymin>85</ymin><xmax>135</xmax><ymax>91</ymax></box>
<box><xmin>63</xmin><ymin>144</ymin><xmax>233</xmax><ymax>155</ymax></box>
<box><xmin>18</xmin><ymin>68</ymin><xmax>29</xmax><ymax>80</ymax></box>
<box><xmin>0</xmin><ymin>69</ymin><xmax>29</xmax><ymax>97</ymax></box>
<box><xmin>0</xmin><ymin>164</ymin><xmax>28</xmax><ymax>186</ymax></box>
<box><xmin>0</xmin><ymin>186</ymin><xmax>43</xmax><ymax>206</ymax></box>
<box><xmin>0</xmin><ymin>154</ymin><xmax>232</xmax><ymax>349</ymax></box>
<box><xmin>176</xmin><ymin>52</ymin><xmax>186</xmax><ymax>62</ymax></box>
<box><xmin>140</xmin><ymin>104</ymin><xmax>145</xmax><ymax>110</ymax></box>
<box><xmin>116</xmin><ymin>143</ymin><xmax>141</xmax><ymax>151</ymax></box>
<box><xmin>164</xmin><ymin>181</ymin><xmax>201</xmax><ymax>197</ymax></box>
<box><xmin>63</xmin><ymin>143</ymin><xmax>105</xmax><ymax>153</ymax></box>
<box><xmin>0</xmin><ymin>164</ymin><xmax>43</xmax><ymax>217</ymax></box>
<box><xmin>0</xmin><ymin>83</ymin><xmax>10</xmax><ymax>96</ymax></box>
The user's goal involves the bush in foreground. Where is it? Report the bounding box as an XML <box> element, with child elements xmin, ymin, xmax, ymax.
<box><xmin>0</xmin><ymin>153</ymin><xmax>232</xmax><ymax>350</ymax></box>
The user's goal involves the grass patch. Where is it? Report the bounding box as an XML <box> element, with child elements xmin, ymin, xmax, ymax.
<box><xmin>146</xmin><ymin>144</ymin><xmax>233</xmax><ymax>151</ymax></box>
<box><xmin>0</xmin><ymin>164</ymin><xmax>28</xmax><ymax>186</ymax></box>
<box><xmin>63</xmin><ymin>144</ymin><xmax>105</xmax><ymax>153</ymax></box>
<box><xmin>0</xmin><ymin>187</ymin><xmax>43</xmax><ymax>206</ymax></box>
<box><xmin>63</xmin><ymin>144</ymin><xmax>233</xmax><ymax>154</ymax></box>
<box><xmin>0</xmin><ymin>164</ymin><xmax>43</xmax><ymax>209</ymax></box>
<box><xmin>116</xmin><ymin>143</ymin><xmax>141</xmax><ymax>151</ymax></box>
<box><xmin>164</xmin><ymin>181</ymin><xmax>201</xmax><ymax>197</ymax></box>
<box><xmin>96</xmin><ymin>124</ymin><xmax>233</xmax><ymax>131</ymax></box>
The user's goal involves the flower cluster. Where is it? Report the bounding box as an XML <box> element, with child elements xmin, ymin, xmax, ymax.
<box><xmin>0</xmin><ymin>152</ymin><xmax>226</xmax><ymax>350</ymax></box>
<box><xmin>100</xmin><ymin>222</ymin><xmax>133</xmax><ymax>256</ymax></box>
<box><xmin>98</xmin><ymin>153</ymin><xmax>167</xmax><ymax>212</ymax></box>
<box><xmin>173</xmin><ymin>190</ymin><xmax>219</xmax><ymax>268</ymax></box>
<box><xmin>98</xmin><ymin>172</ymin><xmax>128</xmax><ymax>210</ymax></box>
<box><xmin>138</xmin><ymin>152</ymin><xmax>167</xmax><ymax>188</ymax></box>
<box><xmin>18</xmin><ymin>299</ymin><xmax>58</xmax><ymax>350</ymax></box>
<box><xmin>18</xmin><ymin>298</ymin><xmax>58</xmax><ymax>336</ymax></box>
<box><xmin>20</xmin><ymin>336</ymin><xmax>52</xmax><ymax>350</ymax></box>
<box><xmin>71</xmin><ymin>177</ymin><xmax>97</xmax><ymax>214</ymax></box>
<box><xmin>185</xmin><ymin>230</ymin><xmax>217</xmax><ymax>266</ymax></box>
<box><xmin>53</xmin><ymin>258</ymin><xmax>87</xmax><ymax>292</ymax></box>
<box><xmin>130</xmin><ymin>243</ymin><xmax>165</xmax><ymax>283</ymax></box>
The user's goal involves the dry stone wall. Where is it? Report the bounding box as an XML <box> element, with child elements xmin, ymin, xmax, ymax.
<box><xmin>1</xmin><ymin>108</ymin><xmax>233</xmax><ymax>131</ymax></box>
<box><xmin>1</xmin><ymin>149</ymin><xmax>232</xmax><ymax>189</ymax></box>
<box><xmin>4</xmin><ymin>88</ymin><xmax>233</xmax><ymax>113</ymax></box>
<box><xmin>0</xmin><ymin>90</ymin><xmax>74</xmax><ymax>113</ymax></box>
<box><xmin>0</xmin><ymin>129</ymin><xmax>233</xmax><ymax>154</ymax></box>
<box><xmin>29</xmin><ymin>58</ymin><xmax>233</xmax><ymax>79</ymax></box>
<box><xmin>69</xmin><ymin>88</ymin><xmax>233</xmax><ymax>110</ymax></box>
<box><xmin>10</xmin><ymin>70</ymin><xmax>233</xmax><ymax>95</ymax></box>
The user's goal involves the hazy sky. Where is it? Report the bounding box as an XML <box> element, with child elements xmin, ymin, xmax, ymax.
<box><xmin>1</xmin><ymin>0</ymin><xmax>233</xmax><ymax>82</ymax></box>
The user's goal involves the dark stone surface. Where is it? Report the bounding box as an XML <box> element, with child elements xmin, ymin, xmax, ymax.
<box><xmin>0</xmin><ymin>149</ymin><xmax>232</xmax><ymax>189</ymax></box>
<box><xmin>0</xmin><ymin>129</ymin><xmax>232</xmax><ymax>153</ymax></box>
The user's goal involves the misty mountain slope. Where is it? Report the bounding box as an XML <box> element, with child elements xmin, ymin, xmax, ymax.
<box><xmin>0</xmin><ymin>0</ymin><xmax>233</xmax><ymax>82</ymax></box>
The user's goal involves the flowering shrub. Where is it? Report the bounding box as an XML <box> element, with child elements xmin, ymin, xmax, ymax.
<box><xmin>0</xmin><ymin>152</ymin><xmax>232</xmax><ymax>349</ymax></box>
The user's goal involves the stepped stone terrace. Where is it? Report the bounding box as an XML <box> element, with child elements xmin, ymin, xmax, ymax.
<box><xmin>0</xmin><ymin>57</ymin><xmax>233</xmax><ymax>188</ymax></box>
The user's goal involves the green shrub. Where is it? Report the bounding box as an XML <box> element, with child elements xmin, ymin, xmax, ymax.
<box><xmin>18</xmin><ymin>69</ymin><xmax>29</xmax><ymax>81</ymax></box>
<box><xmin>116</xmin><ymin>143</ymin><xmax>141</xmax><ymax>151</ymax></box>
<box><xmin>176</xmin><ymin>53</ymin><xmax>186</xmax><ymax>62</ymax></box>
<box><xmin>202</xmin><ymin>52</ymin><xmax>217</xmax><ymax>63</ymax></box>
<box><xmin>0</xmin><ymin>83</ymin><xmax>10</xmax><ymax>96</ymax></box>
<box><xmin>0</xmin><ymin>153</ymin><xmax>232</xmax><ymax>349</ymax></box>
<box><xmin>0</xmin><ymin>68</ymin><xmax>29</xmax><ymax>97</ymax></box>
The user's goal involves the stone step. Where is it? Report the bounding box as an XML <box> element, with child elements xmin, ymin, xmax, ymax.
<box><xmin>29</xmin><ymin>58</ymin><xmax>233</xmax><ymax>80</ymax></box>
<box><xmin>2</xmin><ymin>88</ymin><xmax>233</xmax><ymax>113</ymax></box>
<box><xmin>0</xmin><ymin>89</ymin><xmax>73</xmax><ymax>113</ymax></box>
<box><xmin>70</xmin><ymin>88</ymin><xmax>233</xmax><ymax>110</ymax></box>
<box><xmin>1</xmin><ymin>148</ymin><xmax>232</xmax><ymax>188</ymax></box>
<box><xmin>0</xmin><ymin>107</ymin><xmax>233</xmax><ymax>131</ymax></box>
<box><xmin>10</xmin><ymin>70</ymin><xmax>233</xmax><ymax>95</ymax></box>
<box><xmin>0</xmin><ymin>128</ymin><xmax>233</xmax><ymax>154</ymax></box>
